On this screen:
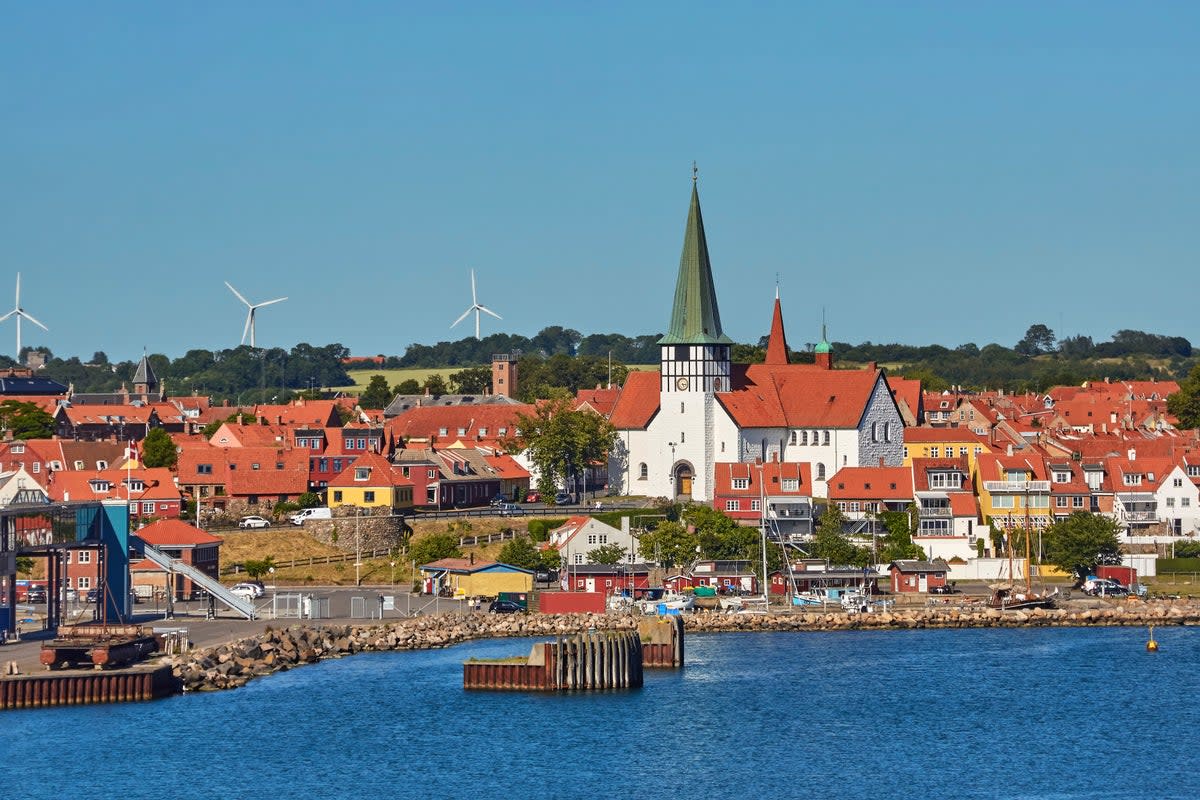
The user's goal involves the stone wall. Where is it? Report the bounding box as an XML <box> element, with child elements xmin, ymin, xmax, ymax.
<box><xmin>299</xmin><ymin>512</ymin><xmax>412</xmax><ymax>554</ymax></box>
<box><xmin>168</xmin><ymin>600</ymin><xmax>1200</xmax><ymax>693</ymax></box>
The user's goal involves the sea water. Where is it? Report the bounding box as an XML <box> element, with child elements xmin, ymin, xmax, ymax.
<box><xmin>2</xmin><ymin>626</ymin><xmax>1196</xmax><ymax>800</ymax></box>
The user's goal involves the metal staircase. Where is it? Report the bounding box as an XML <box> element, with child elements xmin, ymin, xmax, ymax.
<box><xmin>134</xmin><ymin>538</ymin><xmax>257</xmax><ymax>619</ymax></box>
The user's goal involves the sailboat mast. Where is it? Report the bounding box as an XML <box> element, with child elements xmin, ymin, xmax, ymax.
<box><xmin>1024</xmin><ymin>484</ymin><xmax>1033</xmax><ymax>592</ymax></box>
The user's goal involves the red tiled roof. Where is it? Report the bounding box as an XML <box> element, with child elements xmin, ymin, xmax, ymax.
<box><xmin>948</xmin><ymin>493</ymin><xmax>978</xmax><ymax>517</ymax></box>
<box><xmin>386</xmin><ymin>404</ymin><xmax>533</xmax><ymax>446</ymax></box>
<box><xmin>888</xmin><ymin>377</ymin><xmax>923</xmax><ymax>418</ymax></box>
<box><xmin>252</xmin><ymin>400</ymin><xmax>340</xmax><ymax>427</ymax></box>
<box><xmin>326</xmin><ymin>451</ymin><xmax>412</xmax><ymax>488</ymax></box>
<box><xmin>608</xmin><ymin>370</ymin><xmax>661</xmax><ymax>430</ymax></box>
<box><xmin>713</xmin><ymin>461</ymin><xmax>812</xmax><ymax>495</ymax></box>
<box><xmin>58</xmin><ymin>404</ymin><xmax>155</xmax><ymax>425</ymax></box>
<box><xmin>484</xmin><ymin>453</ymin><xmax>529</xmax><ymax>480</ymax></box>
<box><xmin>718</xmin><ymin>365</ymin><xmax>888</xmax><ymax>429</ymax></box>
<box><xmin>47</xmin><ymin>467</ymin><xmax>180</xmax><ymax>504</ymax></box>
<box><xmin>763</xmin><ymin>297</ymin><xmax>789</xmax><ymax>366</ymax></box>
<box><xmin>136</xmin><ymin>518</ymin><xmax>222</xmax><ymax>547</ymax></box>
<box><xmin>827</xmin><ymin>466</ymin><xmax>913</xmax><ymax>500</ymax></box>
<box><xmin>574</xmin><ymin>387</ymin><xmax>621</xmax><ymax>417</ymax></box>
<box><xmin>903</xmin><ymin>428</ymin><xmax>989</xmax><ymax>444</ymax></box>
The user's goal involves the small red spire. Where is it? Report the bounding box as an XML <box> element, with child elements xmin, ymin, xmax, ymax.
<box><xmin>764</xmin><ymin>293</ymin><xmax>789</xmax><ymax>365</ymax></box>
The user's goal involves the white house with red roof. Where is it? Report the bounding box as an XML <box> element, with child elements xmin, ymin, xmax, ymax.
<box><xmin>910</xmin><ymin>457</ymin><xmax>983</xmax><ymax>561</ymax></box>
<box><xmin>544</xmin><ymin>515</ymin><xmax>636</xmax><ymax>567</ymax></box>
<box><xmin>607</xmin><ymin>180</ymin><xmax>903</xmax><ymax>503</ymax></box>
<box><xmin>712</xmin><ymin>460</ymin><xmax>813</xmax><ymax>539</ymax></box>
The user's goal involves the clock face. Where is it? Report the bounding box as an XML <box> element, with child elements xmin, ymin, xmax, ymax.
<box><xmin>676</xmin><ymin>377</ymin><xmax>690</xmax><ymax>391</ymax></box>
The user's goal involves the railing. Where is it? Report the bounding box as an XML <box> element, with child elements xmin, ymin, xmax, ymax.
<box><xmin>919</xmin><ymin>507</ymin><xmax>953</xmax><ymax>517</ymax></box>
<box><xmin>1121</xmin><ymin>511</ymin><xmax>1159</xmax><ymax>523</ymax></box>
<box><xmin>984</xmin><ymin>481</ymin><xmax>1051</xmax><ymax>493</ymax></box>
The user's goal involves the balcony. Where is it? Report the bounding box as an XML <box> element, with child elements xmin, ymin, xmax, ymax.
<box><xmin>918</xmin><ymin>506</ymin><xmax>953</xmax><ymax>518</ymax></box>
<box><xmin>1121</xmin><ymin>511</ymin><xmax>1159</xmax><ymax>523</ymax></box>
<box><xmin>984</xmin><ymin>480</ymin><xmax>1050</xmax><ymax>493</ymax></box>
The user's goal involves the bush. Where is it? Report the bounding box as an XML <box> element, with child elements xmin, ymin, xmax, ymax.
<box><xmin>1156</xmin><ymin>557</ymin><xmax>1200</xmax><ymax>574</ymax></box>
<box><xmin>1171</xmin><ymin>541</ymin><xmax>1200</xmax><ymax>559</ymax></box>
<box><xmin>528</xmin><ymin>518</ymin><xmax>568</xmax><ymax>542</ymax></box>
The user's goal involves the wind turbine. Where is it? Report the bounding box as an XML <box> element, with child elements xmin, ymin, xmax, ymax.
<box><xmin>450</xmin><ymin>269</ymin><xmax>502</xmax><ymax>340</ymax></box>
<box><xmin>225</xmin><ymin>281</ymin><xmax>287</xmax><ymax>348</ymax></box>
<box><xmin>0</xmin><ymin>273</ymin><xmax>49</xmax><ymax>359</ymax></box>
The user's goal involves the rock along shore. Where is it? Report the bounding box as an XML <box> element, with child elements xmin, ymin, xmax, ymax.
<box><xmin>169</xmin><ymin>600</ymin><xmax>1200</xmax><ymax>693</ymax></box>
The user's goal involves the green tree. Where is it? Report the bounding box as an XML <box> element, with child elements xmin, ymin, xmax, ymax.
<box><xmin>395</xmin><ymin>378</ymin><xmax>421</xmax><ymax>394</ymax></box>
<box><xmin>1015</xmin><ymin>323</ymin><xmax>1057</xmax><ymax>357</ymax></box>
<box><xmin>297</xmin><ymin>492</ymin><xmax>322</xmax><ymax>509</ymax></box>
<box><xmin>16</xmin><ymin>555</ymin><xmax>33</xmax><ymax>575</ymax></box>
<box><xmin>423</xmin><ymin>374</ymin><xmax>449</xmax><ymax>395</ymax></box>
<box><xmin>637</xmin><ymin>520</ymin><xmax>699</xmax><ymax>568</ymax></box>
<box><xmin>878</xmin><ymin>507</ymin><xmax>926</xmax><ymax>562</ymax></box>
<box><xmin>242</xmin><ymin>556</ymin><xmax>276</xmax><ymax>579</ymax></box>
<box><xmin>811</xmin><ymin>504</ymin><xmax>871</xmax><ymax>567</ymax></box>
<box><xmin>359</xmin><ymin>375</ymin><xmax>392</xmax><ymax>409</ymax></box>
<box><xmin>140</xmin><ymin>427</ymin><xmax>178</xmax><ymax>468</ymax></box>
<box><xmin>1167</xmin><ymin>363</ymin><xmax>1200</xmax><ymax>430</ymax></box>
<box><xmin>497</xmin><ymin>536</ymin><xmax>542</xmax><ymax>570</ymax></box>
<box><xmin>512</xmin><ymin>396</ymin><xmax>617</xmax><ymax>500</ymax></box>
<box><xmin>0</xmin><ymin>399</ymin><xmax>55</xmax><ymax>440</ymax></box>
<box><xmin>1042</xmin><ymin>512</ymin><xmax>1122</xmax><ymax>581</ymax></box>
<box><xmin>449</xmin><ymin>366</ymin><xmax>492</xmax><ymax>394</ymax></box>
<box><xmin>587</xmin><ymin>543</ymin><xmax>628</xmax><ymax>565</ymax></box>
<box><xmin>409</xmin><ymin>532</ymin><xmax>463</xmax><ymax>565</ymax></box>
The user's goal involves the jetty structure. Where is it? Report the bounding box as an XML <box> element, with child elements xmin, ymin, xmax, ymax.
<box><xmin>462</xmin><ymin>616</ymin><xmax>684</xmax><ymax>691</ymax></box>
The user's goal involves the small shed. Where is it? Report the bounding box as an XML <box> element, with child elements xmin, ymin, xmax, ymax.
<box><xmin>419</xmin><ymin>557</ymin><xmax>533</xmax><ymax>598</ymax></box>
<box><xmin>888</xmin><ymin>559</ymin><xmax>950</xmax><ymax>593</ymax></box>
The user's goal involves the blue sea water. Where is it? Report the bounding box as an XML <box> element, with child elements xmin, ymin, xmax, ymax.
<box><xmin>2</xmin><ymin>626</ymin><xmax>1196</xmax><ymax>800</ymax></box>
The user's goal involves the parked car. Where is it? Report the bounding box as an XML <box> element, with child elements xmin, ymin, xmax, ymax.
<box><xmin>85</xmin><ymin>588</ymin><xmax>99</xmax><ymax>604</ymax></box>
<box><xmin>26</xmin><ymin>586</ymin><xmax>47</xmax><ymax>603</ymax></box>
<box><xmin>497</xmin><ymin>503</ymin><xmax>522</xmax><ymax>516</ymax></box>
<box><xmin>230</xmin><ymin>582</ymin><xmax>265</xmax><ymax>600</ymax></box>
<box><xmin>488</xmin><ymin>600</ymin><xmax>524</xmax><ymax>613</ymax></box>
<box><xmin>553</xmin><ymin>492</ymin><xmax>573</xmax><ymax>505</ymax></box>
<box><xmin>929</xmin><ymin>584</ymin><xmax>959</xmax><ymax>595</ymax></box>
<box><xmin>534</xmin><ymin>569</ymin><xmax>558</xmax><ymax>585</ymax></box>
<box><xmin>1096</xmin><ymin>584</ymin><xmax>1129</xmax><ymax>598</ymax></box>
<box><xmin>524</xmin><ymin>491</ymin><xmax>541</xmax><ymax>503</ymax></box>
<box><xmin>289</xmin><ymin>507</ymin><xmax>332</xmax><ymax>525</ymax></box>
<box><xmin>239</xmin><ymin>515</ymin><xmax>271</xmax><ymax>529</ymax></box>
<box><xmin>488</xmin><ymin>494</ymin><xmax>508</xmax><ymax>507</ymax></box>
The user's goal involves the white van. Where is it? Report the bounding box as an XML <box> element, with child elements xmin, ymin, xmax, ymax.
<box><xmin>290</xmin><ymin>507</ymin><xmax>332</xmax><ymax>525</ymax></box>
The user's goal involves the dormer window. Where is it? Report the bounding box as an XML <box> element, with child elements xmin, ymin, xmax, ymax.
<box><xmin>355</xmin><ymin>467</ymin><xmax>370</xmax><ymax>481</ymax></box>
<box><xmin>96</xmin><ymin>460</ymin><xmax>108</xmax><ymax>470</ymax></box>
<box><xmin>127</xmin><ymin>480</ymin><xmax>145</xmax><ymax>492</ymax></box>
<box><xmin>1123</xmin><ymin>473</ymin><xmax>1142</xmax><ymax>486</ymax></box>
<box><xmin>457</xmin><ymin>428</ymin><xmax>466</xmax><ymax>436</ymax></box>
<box><xmin>50</xmin><ymin>460</ymin><xmax>62</xmax><ymax>470</ymax></box>
<box><xmin>438</xmin><ymin>427</ymin><xmax>448</xmax><ymax>436</ymax></box>
<box><xmin>11</xmin><ymin>443</ymin><xmax>24</xmax><ymax>454</ymax></box>
<box><xmin>1053</xmin><ymin>470</ymin><xmax>1070</xmax><ymax>483</ymax></box>
<box><xmin>499</xmin><ymin>427</ymin><xmax>508</xmax><ymax>436</ymax></box>
<box><xmin>32</xmin><ymin>462</ymin><xmax>40</xmax><ymax>473</ymax></box>
<box><xmin>478</xmin><ymin>427</ymin><xmax>488</xmax><ymax>436</ymax></box>
<box><xmin>252</xmin><ymin>463</ymin><xmax>260</xmax><ymax>470</ymax></box>
<box><xmin>89</xmin><ymin>480</ymin><xmax>111</xmax><ymax>492</ymax></box>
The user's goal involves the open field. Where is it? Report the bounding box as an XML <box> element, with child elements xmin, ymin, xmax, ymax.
<box><xmin>335</xmin><ymin>367</ymin><xmax>460</xmax><ymax>392</ymax></box>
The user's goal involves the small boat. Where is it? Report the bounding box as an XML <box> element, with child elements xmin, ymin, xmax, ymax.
<box><xmin>988</xmin><ymin>585</ymin><xmax>1058</xmax><ymax>611</ymax></box>
<box><xmin>638</xmin><ymin>592</ymin><xmax>695</xmax><ymax>615</ymax></box>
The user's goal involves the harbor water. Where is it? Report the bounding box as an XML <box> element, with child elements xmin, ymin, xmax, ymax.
<box><xmin>3</xmin><ymin>626</ymin><xmax>1197</xmax><ymax>799</ymax></box>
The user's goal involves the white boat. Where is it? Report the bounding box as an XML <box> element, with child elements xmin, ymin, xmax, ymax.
<box><xmin>638</xmin><ymin>592</ymin><xmax>695</xmax><ymax>615</ymax></box>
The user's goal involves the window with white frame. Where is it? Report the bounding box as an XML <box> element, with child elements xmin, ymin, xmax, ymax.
<box><xmin>930</xmin><ymin>447</ymin><xmax>940</xmax><ymax>458</ymax></box>
<box><xmin>822</xmin><ymin>431</ymin><xmax>830</xmax><ymax>445</ymax></box>
<box><xmin>638</xmin><ymin>463</ymin><xmax>648</xmax><ymax>480</ymax></box>
<box><xmin>732</xmin><ymin>478</ymin><xmax>749</xmax><ymax>490</ymax></box>
<box><xmin>1123</xmin><ymin>474</ymin><xmax>1142</xmax><ymax>486</ymax></box>
<box><xmin>1183</xmin><ymin>498</ymin><xmax>1191</xmax><ymax>507</ymax></box>
<box><xmin>78</xmin><ymin>550</ymin><xmax>91</xmax><ymax>564</ymax></box>
<box><xmin>1174</xmin><ymin>478</ymin><xmax>1183</xmax><ymax>488</ymax></box>
<box><xmin>960</xmin><ymin>447</ymin><xmax>969</xmax><ymax>457</ymax></box>
<box><xmin>1072</xmin><ymin>496</ymin><xmax>1084</xmax><ymax>508</ymax></box>
<box><xmin>993</xmin><ymin>495</ymin><xmax>1014</xmax><ymax>508</ymax></box>
<box><xmin>1166</xmin><ymin>497</ymin><xmax>1175</xmax><ymax>507</ymax></box>
<box><xmin>587</xmin><ymin>534</ymin><xmax>597</xmax><ymax>545</ymax></box>
<box><xmin>750</xmin><ymin>499</ymin><xmax>761</xmax><ymax>512</ymax></box>
<box><xmin>1053</xmin><ymin>470</ymin><xmax>1070</xmax><ymax>483</ymax></box>
<box><xmin>800</xmin><ymin>430</ymin><xmax>808</xmax><ymax>445</ymax></box>
<box><xmin>142</xmin><ymin>501</ymin><xmax>154</xmax><ymax>514</ymax></box>
<box><xmin>1055</xmin><ymin>496</ymin><xmax>1068</xmax><ymax>508</ymax></box>
<box><xmin>849</xmin><ymin>502</ymin><xmax>860</xmax><ymax>513</ymax></box>
<box><xmin>781</xmin><ymin>478</ymin><xmax>798</xmax><ymax>492</ymax></box>
<box><xmin>78</xmin><ymin>577</ymin><xmax>91</xmax><ymax>590</ymax></box>
<box><xmin>789</xmin><ymin>431</ymin><xmax>797</xmax><ymax>445</ymax></box>
<box><xmin>725</xmin><ymin>500</ymin><xmax>739</xmax><ymax>511</ymax></box>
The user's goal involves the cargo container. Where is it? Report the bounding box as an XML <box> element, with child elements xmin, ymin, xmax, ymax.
<box><xmin>1096</xmin><ymin>565</ymin><xmax>1137</xmax><ymax>587</ymax></box>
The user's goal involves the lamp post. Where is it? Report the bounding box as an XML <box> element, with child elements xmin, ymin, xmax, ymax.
<box><xmin>667</xmin><ymin>442</ymin><xmax>677</xmax><ymax>497</ymax></box>
<box><xmin>355</xmin><ymin>507</ymin><xmax>362</xmax><ymax>587</ymax></box>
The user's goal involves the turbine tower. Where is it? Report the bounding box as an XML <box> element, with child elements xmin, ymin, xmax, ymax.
<box><xmin>0</xmin><ymin>273</ymin><xmax>49</xmax><ymax>359</ymax></box>
<box><xmin>450</xmin><ymin>269</ymin><xmax>501</xmax><ymax>340</ymax></box>
<box><xmin>225</xmin><ymin>281</ymin><xmax>287</xmax><ymax>348</ymax></box>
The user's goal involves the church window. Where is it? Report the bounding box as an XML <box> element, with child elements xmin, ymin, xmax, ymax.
<box><xmin>638</xmin><ymin>463</ymin><xmax>648</xmax><ymax>480</ymax></box>
<box><xmin>823</xmin><ymin>431</ymin><xmax>830</xmax><ymax>446</ymax></box>
<box><xmin>680</xmin><ymin>432</ymin><xmax>685</xmax><ymax>444</ymax></box>
<box><xmin>842</xmin><ymin>455</ymin><xmax>847</xmax><ymax>465</ymax></box>
<box><xmin>676</xmin><ymin>345</ymin><xmax>690</xmax><ymax>361</ymax></box>
<box><xmin>871</xmin><ymin>423</ymin><xmax>879</xmax><ymax>443</ymax></box>
<box><xmin>884</xmin><ymin>422</ymin><xmax>892</xmax><ymax>443</ymax></box>
<box><xmin>799</xmin><ymin>430</ymin><xmax>807</xmax><ymax>445</ymax></box>
<box><xmin>789</xmin><ymin>431</ymin><xmax>796</xmax><ymax>445</ymax></box>
<box><xmin>681</xmin><ymin>402</ymin><xmax>685</xmax><ymax>414</ymax></box>
<box><xmin>816</xmin><ymin>464</ymin><xmax>826</xmax><ymax>481</ymax></box>
<box><xmin>720</xmin><ymin>441</ymin><xmax>725</xmax><ymax>453</ymax></box>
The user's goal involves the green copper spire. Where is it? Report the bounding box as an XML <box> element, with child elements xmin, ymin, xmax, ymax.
<box><xmin>658</xmin><ymin>175</ymin><xmax>733</xmax><ymax>346</ymax></box>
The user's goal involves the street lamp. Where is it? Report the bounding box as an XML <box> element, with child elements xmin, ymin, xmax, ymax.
<box><xmin>667</xmin><ymin>442</ymin><xmax>677</xmax><ymax>497</ymax></box>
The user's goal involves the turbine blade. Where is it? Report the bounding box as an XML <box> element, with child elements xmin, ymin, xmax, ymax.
<box><xmin>477</xmin><ymin>305</ymin><xmax>502</xmax><ymax>321</ymax></box>
<box><xmin>225</xmin><ymin>281</ymin><xmax>251</xmax><ymax>307</ymax></box>
<box><xmin>470</xmin><ymin>270</ymin><xmax>477</xmax><ymax>304</ymax></box>
<box><xmin>18</xmin><ymin>310</ymin><xmax>48</xmax><ymax>331</ymax></box>
<box><xmin>242</xmin><ymin>310</ymin><xmax>253</xmax><ymax>344</ymax></box>
<box><xmin>254</xmin><ymin>296</ymin><xmax>287</xmax><ymax>309</ymax></box>
<box><xmin>451</xmin><ymin>308</ymin><xmax>472</xmax><ymax>328</ymax></box>
<box><xmin>15</xmin><ymin>272</ymin><xmax>20</xmax><ymax>306</ymax></box>
<box><xmin>0</xmin><ymin>310</ymin><xmax>14</xmax><ymax>323</ymax></box>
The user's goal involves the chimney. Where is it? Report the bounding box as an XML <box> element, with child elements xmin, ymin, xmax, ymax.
<box><xmin>1006</xmin><ymin>443</ymin><xmax>1013</xmax><ymax>457</ymax></box>
<box><xmin>1128</xmin><ymin>448</ymin><xmax>1136</xmax><ymax>461</ymax></box>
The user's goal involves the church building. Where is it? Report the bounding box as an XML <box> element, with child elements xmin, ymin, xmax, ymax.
<box><xmin>607</xmin><ymin>178</ymin><xmax>904</xmax><ymax>502</ymax></box>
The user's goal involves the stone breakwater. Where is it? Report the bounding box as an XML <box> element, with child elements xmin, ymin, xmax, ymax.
<box><xmin>169</xmin><ymin>601</ymin><xmax>1200</xmax><ymax>693</ymax></box>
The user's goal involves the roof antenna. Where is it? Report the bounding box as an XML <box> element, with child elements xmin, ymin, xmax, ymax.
<box><xmin>775</xmin><ymin>272</ymin><xmax>781</xmax><ymax>300</ymax></box>
<box><xmin>692</xmin><ymin>161</ymin><xmax>698</xmax><ymax>184</ymax></box>
<box><xmin>821</xmin><ymin>306</ymin><xmax>827</xmax><ymax>341</ymax></box>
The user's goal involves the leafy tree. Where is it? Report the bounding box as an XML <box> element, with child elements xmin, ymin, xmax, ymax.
<box><xmin>587</xmin><ymin>543</ymin><xmax>628</xmax><ymax>565</ymax></box>
<box><xmin>512</xmin><ymin>396</ymin><xmax>617</xmax><ymax>499</ymax></box>
<box><xmin>359</xmin><ymin>375</ymin><xmax>392</xmax><ymax>409</ymax></box>
<box><xmin>91</xmin><ymin>351</ymin><xmax>109</xmax><ymax>365</ymax></box>
<box><xmin>497</xmin><ymin>536</ymin><xmax>542</xmax><ymax>570</ymax></box>
<box><xmin>409</xmin><ymin>532</ymin><xmax>462</xmax><ymax>565</ymax></box>
<box><xmin>423</xmin><ymin>374</ymin><xmax>449</xmax><ymax>395</ymax></box>
<box><xmin>140</xmin><ymin>427</ymin><xmax>178</xmax><ymax>468</ymax></box>
<box><xmin>811</xmin><ymin>504</ymin><xmax>871</xmax><ymax>567</ymax></box>
<box><xmin>1172</xmin><ymin>540</ymin><xmax>1200</xmax><ymax>558</ymax></box>
<box><xmin>16</xmin><ymin>555</ymin><xmax>33</xmax><ymax>575</ymax></box>
<box><xmin>1016</xmin><ymin>324</ymin><xmax>1057</xmax><ymax>356</ymax></box>
<box><xmin>297</xmin><ymin>492</ymin><xmax>322</xmax><ymax>509</ymax></box>
<box><xmin>1167</xmin><ymin>363</ymin><xmax>1200</xmax><ymax>430</ymax></box>
<box><xmin>1042</xmin><ymin>512</ymin><xmax>1122</xmax><ymax>581</ymax></box>
<box><xmin>0</xmin><ymin>400</ymin><xmax>55</xmax><ymax>440</ymax></box>
<box><xmin>395</xmin><ymin>378</ymin><xmax>421</xmax><ymax>394</ymax></box>
<box><xmin>637</xmin><ymin>520</ymin><xmax>699</xmax><ymax>568</ymax></box>
<box><xmin>242</xmin><ymin>556</ymin><xmax>276</xmax><ymax>579</ymax></box>
<box><xmin>449</xmin><ymin>366</ymin><xmax>492</xmax><ymax>394</ymax></box>
<box><xmin>878</xmin><ymin>507</ymin><xmax>926</xmax><ymax>562</ymax></box>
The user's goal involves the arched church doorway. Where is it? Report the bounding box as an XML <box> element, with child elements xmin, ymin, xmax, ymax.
<box><xmin>674</xmin><ymin>463</ymin><xmax>693</xmax><ymax>498</ymax></box>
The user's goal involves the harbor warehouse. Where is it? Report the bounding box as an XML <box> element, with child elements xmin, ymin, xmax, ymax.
<box><xmin>419</xmin><ymin>558</ymin><xmax>533</xmax><ymax>597</ymax></box>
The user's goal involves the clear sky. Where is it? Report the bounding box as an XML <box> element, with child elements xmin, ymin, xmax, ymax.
<box><xmin>3</xmin><ymin>2</ymin><xmax>1197</xmax><ymax>361</ymax></box>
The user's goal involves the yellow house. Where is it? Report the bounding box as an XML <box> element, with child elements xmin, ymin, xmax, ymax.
<box><xmin>327</xmin><ymin>452</ymin><xmax>414</xmax><ymax>511</ymax></box>
<box><xmin>973</xmin><ymin>452</ymin><xmax>1052</xmax><ymax>531</ymax></box>
<box><xmin>902</xmin><ymin>428</ymin><xmax>992</xmax><ymax>472</ymax></box>
<box><xmin>419</xmin><ymin>557</ymin><xmax>533</xmax><ymax>598</ymax></box>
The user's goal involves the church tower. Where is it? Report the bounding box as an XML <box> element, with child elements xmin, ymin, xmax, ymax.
<box><xmin>658</xmin><ymin>172</ymin><xmax>733</xmax><ymax>395</ymax></box>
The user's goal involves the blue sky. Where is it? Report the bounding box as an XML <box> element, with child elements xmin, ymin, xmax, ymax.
<box><xmin>3</xmin><ymin>2</ymin><xmax>1197</xmax><ymax>361</ymax></box>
